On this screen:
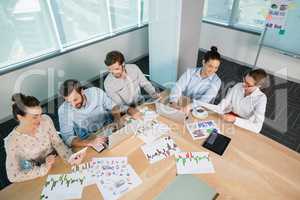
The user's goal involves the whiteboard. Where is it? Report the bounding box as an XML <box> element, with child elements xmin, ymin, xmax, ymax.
<box><xmin>262</xmin><ymin>0</ymin><xmax>300</xmax><ymax>56</ymax></box>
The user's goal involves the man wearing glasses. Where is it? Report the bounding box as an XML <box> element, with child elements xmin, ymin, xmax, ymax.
<box><xmin>196</xmin><ymin>69</ymin><xmax>267</xmax><ymax>133</ymax></box>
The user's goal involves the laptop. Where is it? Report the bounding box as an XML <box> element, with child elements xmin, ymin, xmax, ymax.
<box><xmin>155</xmin><ymin>102</ymin><xmax>187</xmax><ymax>123</ymax></box>
<box><xmin>107</xmin><ymin>127</ymin><xmax>132</xmax><ymax>149</ymax></box>
<box><xmin>92</xmin><ymin>125</ymin><xmax>132</xmax><ymax>152</ymax></box>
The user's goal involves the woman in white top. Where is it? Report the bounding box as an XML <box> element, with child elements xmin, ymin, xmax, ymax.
<box><xmin>5</xmin><ymin>93</ymin><xmax>84</xmax><ymax>182</ymax></box>
<box><xmin>170</xmin><ymin>46</ymin><xmax>222</xmax><ymax>113</ymax></box>
<box><xmin>198</xmin><ymin>69</ymin><xmax>268</xmax><ymax>133</ymax></box>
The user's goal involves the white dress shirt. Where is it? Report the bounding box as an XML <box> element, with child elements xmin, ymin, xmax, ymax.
<box><xmin>104</xmin><ymin>64</ymin><xmax>156</xmax><ymax>109</ymax></box>
<box><xmin>169</xmin><ymin>67</ymin><xmax>221</xmax><ymax>107</ymax></box>
<box><xmin>196</xmin><ymin>83</ymin><xmax>267</xmax><ymax>133</ymax></box>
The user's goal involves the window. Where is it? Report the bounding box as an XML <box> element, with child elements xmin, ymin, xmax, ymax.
<box><xmin>0</xmin><ymin>0</ymin><xmax>58</xmax><ymax>68</ymax></box>
<box><xmin>203</xmin><ymin>0</ymin><xmax>271</xmax><ymax>32</ymax></box>
<box><xmin>52</xmin><ymin>0</ymin><xmax>111</xmax><ymax>46</ymax></box>
<box><xmin>109</xmin><ymin>0</ymin><xmax>139</xmax><ymax>31</ymax></box>
<box><xmin>141</xmin><ymin>0</ymin><xmax>149</xmax><ymax>24</ymax></box>
<box><xmin>0</xmin><ymin>0</ymin><xmax>146</xmax><ymax>72</ymax></box>
<box><xmin>203</xmin><ymin>0</ymin><xmax>234</xmax><ymax>24</ymax></box>
<box><xmin>234</xmin><ymin>0</ymin><xmax>271</xmax><ymax>30</ymax></box>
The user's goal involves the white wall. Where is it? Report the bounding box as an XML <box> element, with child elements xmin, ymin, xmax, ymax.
<box><xmin>149</xmin><ymin>0</ymin><xmax>204</xmax><ymax>87</ymax></box>
<box><xmin>149</xmin><ymin>0</ymin><xmax>181</xmax><ymax>87</ymax></box>
<box><xmin>199</xmin><ymin>22</ymin><xmax>300</xmax><ymax>83</ymax></box>
<box><xmin>177</xmin><ymin>0</ymin><xmax>203</xmax><ymax>77</ymax></box>
<box><xmin>0</xmin><ymin>27</ymin><xmax>149</xmax><ymax>121</ymax></box>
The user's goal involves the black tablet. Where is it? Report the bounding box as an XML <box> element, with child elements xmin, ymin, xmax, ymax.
<box><xmin>202</xmin><ymin>129</ymin><xmax>231</xmax><ymax>156</ymax></box>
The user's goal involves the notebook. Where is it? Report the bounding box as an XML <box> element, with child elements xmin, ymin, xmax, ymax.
<box><xmin>154</xmin><ymin>175</ymin><xmax>217</xmax><ymax>200</ymax></box>
<box><xmin>202</xmin><ymin>129</ymin><xmax>231</xmax><ymax>156</ymax></box>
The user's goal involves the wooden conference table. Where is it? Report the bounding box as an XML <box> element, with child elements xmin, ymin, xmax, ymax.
<box><xmin>1</xmin><ymin>95</ymin><xmax>300</xmax><ymax>200</ymax></box>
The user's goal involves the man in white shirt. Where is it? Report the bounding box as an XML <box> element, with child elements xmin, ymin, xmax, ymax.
<box><xmin>104</xmin><ymin>51</ymin><xmax>159</xmax><ymax>119</ymax></box>
<box><xmin>197</xmin><ymin>69</ymin><xmax>267</xmax><ymax>133</ymax></box>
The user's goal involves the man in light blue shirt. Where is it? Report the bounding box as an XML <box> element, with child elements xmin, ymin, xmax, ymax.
<box><xmin>58</xmin><ymin>79</ymin><xmax>120</xmax><ymax>147</ymax></box>
<box><xmin>170</xmin><ymin>46</ymin><xmax>222</xmax><ymax>113</ymax></box>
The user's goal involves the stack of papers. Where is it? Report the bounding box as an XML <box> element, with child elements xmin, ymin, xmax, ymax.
<box><xmin>175</xmin><ymin>152</ymin><xmax>215</xmax><ymax>174</ymax></box>
<box><xmin>41</xmin><ymin>157</ymin><xmax>142</xmax><ymax>200</ymax></box>
<box><xmin>124</xmin><ymin>108</ymin><xmax>171</xmax><ymax>144</ymax></box>
<box><xmin>141</xmin><ymin>136</ymin><xmax>180</xmax><ymax>164</ymax></box>
<box><xmin>130</xmin><ymin>119</ymin><xmax>170</xmax><ymax>144</ymax></box>
<box><xmin>124</xmin><ymin>107</ymin><xmax>158</xmax><ymax>124</ymax></box>
<box><xmin>185</xmin><ymin>120</ymin><xmax>219</xmax><ymax>140</ymax></box>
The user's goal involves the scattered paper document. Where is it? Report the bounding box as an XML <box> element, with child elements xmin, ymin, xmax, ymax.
<box><xmin>141</xmin><ymin>136</ymin><xmax>180</xmax><ymax>164</ymax></box>
<box><xmin>175</xmin><ymin>152</ymin><xmax>215</xmax><ymax>174</ymax></box>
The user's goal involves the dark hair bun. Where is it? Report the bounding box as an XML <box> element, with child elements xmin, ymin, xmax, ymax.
<box><xmin>203</xmin><ymin>45</ymin><xmax>221</xmax><ymax>63</ymax></box>
<box><xmin>11</xmin><ymin>93</ymin><xmax>24</xmax><ymax>103</ymax></box>
<box><xmin>210</xmin><ymin>46</ymin><xmax>218</xmax><ymax>52</ymax></box>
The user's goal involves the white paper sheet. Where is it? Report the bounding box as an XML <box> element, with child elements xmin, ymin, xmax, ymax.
<box><xmin>175</xmin><ymin>152</ymin><xmax>215</xmax><ymax>174</ymax></box>
<box><xmin>90</xmin><ymin>157</ymin><xmax>141</xmax><ymax>200</ymax></box>
<box><xmin>90</xmin><ymin>157</ymin><xmax>128</xmax><ymax>179</ymax></box>
<box><xmin>96</xmin><ymin>164</ymin><xmax>142</xmax><ymax>200</ymax></box>
<box><xmin>186</xmin><ymin>120</ymin><xmax>219</xmax><ymax>140</ymax></box>
<box><xmin>40</xmin><ymin>173</ymin><xmax>85</xmax><ymax>200</ymax></box>
<box><xmin>141</xmin><ymin>136</ymin><xmax>180</xmax><ymax>164</ymax></box>
<box><xmin>71</xmin><ymin>161</ymin><xmax>95</xmax><ymax>186</ymax></box>
<box><xmin>134</xmin><ymin>120</ymin><xmax>170</xmax><ymax>144</ymax></box>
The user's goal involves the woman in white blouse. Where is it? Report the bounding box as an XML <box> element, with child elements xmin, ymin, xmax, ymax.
<box><xmin>197</xmin><ymin>69</ymin><xmax>268</xmax><ymax>133</ymax></box>
<box><xmin>5</xmin><ymin>93</ymin><xmax>84</xmax><ymax>182</ymax></box>
<box><xmin>170</xmin><ymin>46</ymin><xmax>222</xmax><ymax>113</ymax></box>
